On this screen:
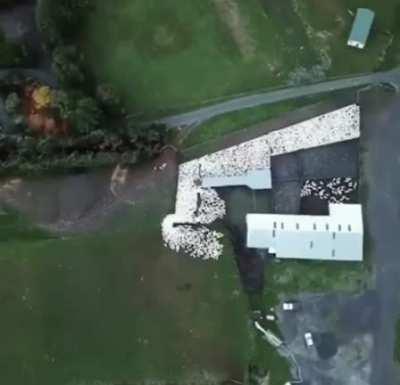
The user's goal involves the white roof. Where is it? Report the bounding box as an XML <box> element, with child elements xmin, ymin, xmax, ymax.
<box><xmin>202</xmin><ymin>169</ymin><xmax>272</xmax><ymax>190</ymax></box>
<box><xmin>246</xmin><ymin>204</ymin><xmax>363</xmax><ymax>261</ymax></box>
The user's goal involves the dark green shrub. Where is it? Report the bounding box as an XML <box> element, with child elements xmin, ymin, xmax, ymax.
<box><xmin>52</xmin><ymin>45</ymin><xmax>86</xmax><ymax>86</ymax></box>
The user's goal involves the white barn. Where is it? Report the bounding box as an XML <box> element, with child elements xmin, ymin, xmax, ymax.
<box><xmin>246</xmin><ymin>204</ymin><xmax>363</xmax><ymax>261</ymax></box>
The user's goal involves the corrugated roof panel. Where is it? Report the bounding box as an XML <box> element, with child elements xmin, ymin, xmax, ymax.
<box><xmin>348</xmin><ymin>8</ymin><xmax>375</xmax><ymax>48</ymax></box>
<box><xmin>246</xmin><ymin>203</ymin><xmax>363</xmax><ymax>261</ymax></box>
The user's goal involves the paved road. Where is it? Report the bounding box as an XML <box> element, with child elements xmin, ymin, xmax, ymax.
<box><xmin>156</xmin><ymin>69</ymin><xmax>400</xmax><ymax>127</ymax></box>
<box><xmin>361</xmin><ymin>90</ymin><xmax>400</xmax><ymax>385</ymax></box>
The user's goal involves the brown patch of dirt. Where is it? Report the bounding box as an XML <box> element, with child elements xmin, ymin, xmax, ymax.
<box><xmin>0</xmin><ymin>148</ymin><xmax>179</xmax><ymax>234</ymax></box>
<box><xmin>212</xmin><ymin>0</ymin><xmax>256</xmax><ymax>61</ymax></box>
<box><xmin>110</xmin><ymin>147</ymin><xmax>178</xmax><ymax>204</ymax></box>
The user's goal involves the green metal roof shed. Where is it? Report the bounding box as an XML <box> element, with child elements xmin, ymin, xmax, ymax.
<box><xmin>347</xmin><ymin>8</ymin><xmax>375</xmax><ymax>49</ymax></box>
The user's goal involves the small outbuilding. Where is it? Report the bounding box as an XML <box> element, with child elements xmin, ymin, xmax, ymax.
<box><xmin>347</xmin><ymin>8</ymin><xmax>375</xmax><ymax>49</ymax></box>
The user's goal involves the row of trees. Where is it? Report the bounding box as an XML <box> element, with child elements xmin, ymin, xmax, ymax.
<box><xmin>0</xmin><ymin>71</ymin><xmax>169</xmax><ymax>173</ymax></box>
<box><xmin>0</xmin><ymin>122</ymin><xmax>169</xmax><ymax>175</ymax></box>
<box><xmin>0</xmin><ymin>0</ymin><xmax>172</xmax><ymax>173</ymax></box>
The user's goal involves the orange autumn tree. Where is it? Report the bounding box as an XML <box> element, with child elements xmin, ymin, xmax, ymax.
<box><xmin>25</xmin><ymin>84</ymin><xmax>69</xmax><ymax>136</ymax></box>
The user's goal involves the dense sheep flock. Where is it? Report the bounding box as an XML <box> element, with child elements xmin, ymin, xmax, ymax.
<box><xmin>301</xmin><ymin>177</ymin><xmax>358</xmax><ymax>203</ymax></box>
<box><xmin>162</xmin><ymin>105</ymin><xmax>361</xmax><ymax>260</ymax></box>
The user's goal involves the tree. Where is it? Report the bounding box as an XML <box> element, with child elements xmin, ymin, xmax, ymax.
<box><xmin>32</xmin><ymin>86</ymin><xmax>53</xmax><ymax>111</ymax></box>
<box><xmin>53</xmin><ymin>90</ymin><xmax>74</xmax><ymax>118</ymax></box>
<box><xmin>0</xmin><ymin>31</ymin><xmax>24</xmax><ymax>68</ymax></box>
<box><xmin>96</xmin><ymin>83</ymin><xmax>125</xmax><ymax>115</ymax></box>
<box><xmin>5</xmin><ymin>92</ymin><xmax>20</xmax><ymax>114</ymax></box>
<box><xmin>38</xmin><ymin>0</ymin><xmax>93</xmax><ymax>46</ymax></box>
<box><xmin>52</xmin><ymin>45</ymin><xmax>85</xmax><ymax>86</ymax></box>
<box><xmin>17</xmin><ymin>136</ymin><xmax>37</xmax><ymax>160</ymax></box>
<box><xmin>36</xmin><ymin>137</ymin><xmax>58</xmax><ymax>156</ymax></box>
<box><xmin>54</xmin><ymin>91</ymin><xmax>102</xmax><ymax>135</ymax></box>
<box><xmin>73</xmin><ymin>97</ymin><xmax>102</xmax><ymax>134</ymax></box>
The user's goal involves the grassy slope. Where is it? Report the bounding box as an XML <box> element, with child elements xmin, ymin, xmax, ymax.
<box><xmin>265</xmin><ymin>260</ymin><xmax>370</xmax><ymax>303</ymax></box>
<box><xmin>82</xmin><ymin>0</ymin><xmax>400</xmax><ymax>119</ymax></box>
<box><xmin>0</xmin><ymin>190</ymin><xmax>250</xmax><ymax>385</ymax></box>
<box><xmin>83</xmin><ymin>0</ymin><xmax>313</xmax><ymax>117</ymax></box>
<box><xmin>218</xmin><ymin>189</ymin><xmax>292</xmax><ymax>385</ymax></box>
<box><xmin>295</xmin><ymin>0</ymin><xmax>397</xmax><ymax>75</ymax></box>
<box><xmin>180</xmin><ymin>92</ymin><xmax>344</xmax><ymax>148</ymax></box>
<box><xmin>182</xmin><ymin>101</ymin><xmax>299</xmax><ymax>148</ymax></box>
<box><xmin>249</xmin><ymin>330</ymin><xmax>291</xmax><ymax>385</ymax></box>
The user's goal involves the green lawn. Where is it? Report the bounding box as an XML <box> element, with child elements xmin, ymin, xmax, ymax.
<box><xmin>293</xmin><ymin>0</ymin><xmax>398</xmax><ymax>75</ymax></box>
<box><xmin>248</xmin><ymin>329</ymin><xmax>291</xmax><ymax>385</ymax></box>
<box><xmin>180</xmin><ymin>92</ymin><xmax>348</xmax><ymax>148</ymax></box>
<box><xmin>83</xmin><ymin>0</ymin><xmax>316</xmax><ymax>117</ymax></box>
<box><xmin>81</xmin><ymin>0</ymin><xmax>399</xmax><ymax>119</ymax></box>
<box><xmin>182</xmin><ymin>101</ymin><xmax>299</xmax><ymax>148</ymax></box>
<box><xmin>265</xmin><ymin>260</ymin><xmax>370</xmax><ymax>302</ymax></box>
<box><xmin>0</xmin><ymin>179</ymin><xmax>250</xmax><ymax>385</ymax></box>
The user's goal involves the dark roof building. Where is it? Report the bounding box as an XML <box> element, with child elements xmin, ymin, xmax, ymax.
<box><xmin>348</xmin><ymin>8</ymin><xmax>375</xmax><ymax>49</ymax></box>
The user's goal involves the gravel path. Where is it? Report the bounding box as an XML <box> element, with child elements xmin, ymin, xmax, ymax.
<box><xmin>156</xmin><ymin>69</ymin><xmax>400</xmax><ymax>128</ymax></box>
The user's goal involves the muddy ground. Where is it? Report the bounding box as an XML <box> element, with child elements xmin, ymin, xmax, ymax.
<box><xmin>0</xmin><ymin>148</ymin><xmax>178</xmax><ymax>233</ymax></box>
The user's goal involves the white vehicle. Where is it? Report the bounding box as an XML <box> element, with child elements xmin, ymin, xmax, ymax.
<box><xmin>265</xmin><ymin>314</ymin><xmax>276</xmax><ymax>321</ymax></box>
<box><xmin>282</xmin><ymin>301</ymin><xmax>300</xmax><ymax>311</ymax></box>
<box><xmin>304</xmin><ymin>332</ymin><xmax>314</xmax><ymax>348</ymax></box>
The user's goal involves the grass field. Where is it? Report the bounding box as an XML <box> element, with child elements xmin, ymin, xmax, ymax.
<box><xmin>180</xmin><ymin>92</ymin><xmax>348</xmax><ymax>148</ymax></box>
<box><xmin>81</xmin><ymin>0</ymin><xmax>399</xmax><ymax>118</ymax></box>
<box><xmin>83</xmin><ymin>0</ymin><xmax>316</xmax><ymax>117</ymax></box>
<box><xmin>181</xmin><ymin>100</ymin><xmax>300</xmax><ymax>148</ymax></box>
<box><xmin>293</xmin><ymin>0</ymin><xmax>399</xmax><ymax>75</ymax></box>
<box><xmin>0</xmin><ymin>176</ymin><xmax>250</xmax><ymax>385</ymax></box>
<box><xmin>265</xmin><ymin>259</ymin><xmax>370</xmax><ymax>302</ymax></box>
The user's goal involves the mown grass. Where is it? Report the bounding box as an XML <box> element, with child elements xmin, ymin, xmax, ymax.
<box><xmin>82</xmin><ymin>0</ymin><xmax>317</xmax><ymax>117</ymax></box>
<box><xmin>80</xmin><ymin>0</ymin><xmax>400</xmax><ymax>119</ymax></box>
<box><xmin>248</xmin><ymin>328</ymin><xmax>291</xmax><ymax>385</ymax></box>
<box><xmin>0</xmin><ymin>207</ymin><xmax>51</xmax><ymax>242</ymax></box>
<box><xmin>266</xmin><ymin>260</ymin><xmax>370</xmax><ymax>300</ymax></box>
<box><xmin>182</xmin><ymin>101</ymin><xmax>299</xmax><ymax>148</ymax></box>
<box><xmin>0</xmin><ymin>178</ymin><xmax>250</xmax><ymax>385</ymax></box>
<box><xmin>180</xmin><ymin>91</ymin><xmax>348</xmax><ymax>148</ymax></box>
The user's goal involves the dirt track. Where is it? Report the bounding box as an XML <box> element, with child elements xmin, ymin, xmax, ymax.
<box><xmin>0</xmin><ymin>148</ymin><xmax>178</xmax><ymax>234</ymax></box>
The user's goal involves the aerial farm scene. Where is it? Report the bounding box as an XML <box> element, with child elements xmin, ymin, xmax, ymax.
<box><xmin>1</xmin><ymin>1</ymin><xmax>400</xmax><ymax>385</ymax></box>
